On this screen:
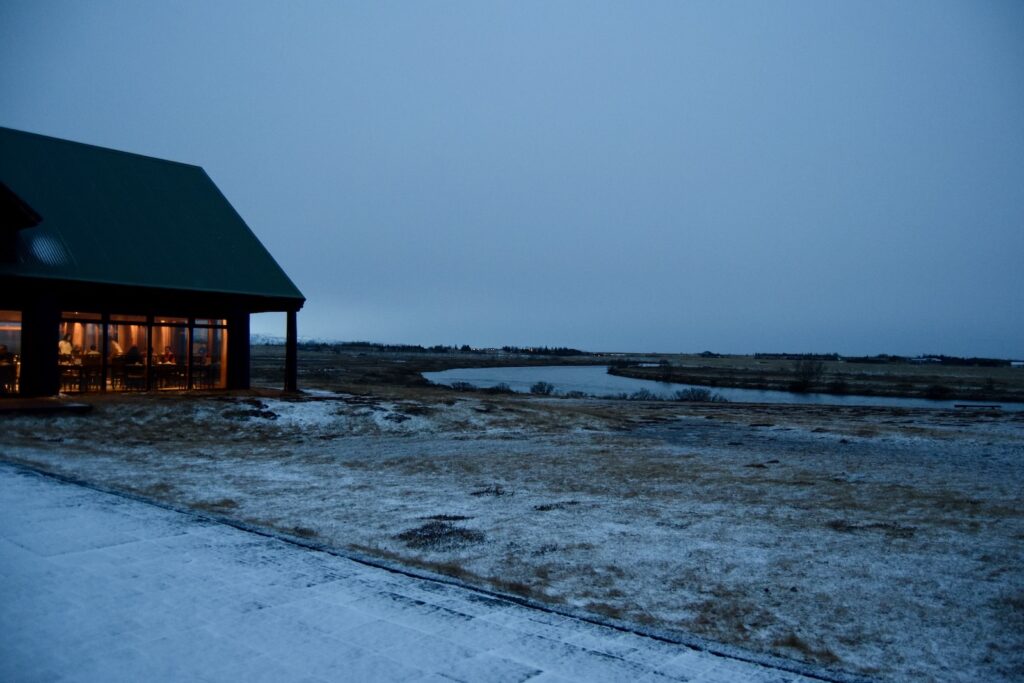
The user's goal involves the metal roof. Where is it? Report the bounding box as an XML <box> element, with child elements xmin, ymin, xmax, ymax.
<box><xmin>0</xmin><ymin>127</ymin><xmax>304</xmax><ymax>307</ymax></box>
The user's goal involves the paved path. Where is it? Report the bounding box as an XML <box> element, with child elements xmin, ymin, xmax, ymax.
<box><xmin>0</xmin><ymin>464</ymin><xmax>818</xmax><ymax>682</ymax></box>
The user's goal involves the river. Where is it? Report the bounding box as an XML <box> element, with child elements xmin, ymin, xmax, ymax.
<box><xmin>423</xmin><ymin>364</ymin><xmax>1024</xmax><ymax>411</ymax></box>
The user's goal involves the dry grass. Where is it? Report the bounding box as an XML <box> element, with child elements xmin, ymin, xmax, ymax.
<box><xmin>395</xmin><ymin>521</ymin><xmax>485</xmax><ymax>551</ymax></box>
<box><xmin>3</xmin><ymin>389</ymin><xmax>1022</xmax><ymax>681</ymax></box>
<box><xmin>773</xmin><ymin>633</ymin><xmax>841</xmax><ymax>666</ymax></box>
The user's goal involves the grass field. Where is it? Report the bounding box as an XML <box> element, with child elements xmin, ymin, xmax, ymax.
<box><xmin>3</xmin><ymin>348</ymin><xmax>1023</xmax><ymax>681</ymax></box>
<box><xmin>611</xmin><ymin>355</ymin><xmax>1024</xmax><ymax>403</ymax></box>
<box><xmin>250</xmin><ymin>344</ymin><xmax>1024</xmax><ymax>403</ymax></box>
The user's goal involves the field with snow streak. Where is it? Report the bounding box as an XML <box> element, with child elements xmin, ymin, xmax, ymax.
<box><xmin>3</xmin><ymin>391</ymin><xmax>1023</xmax><ymax>681</ymax></box>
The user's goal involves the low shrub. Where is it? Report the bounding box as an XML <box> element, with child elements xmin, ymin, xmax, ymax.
<box><xmin>395</xmin><ymin>521</ymin><xmax>484</xmax><ymax>551</ymax></box>
<box><xmin>629</xmin><ymin>389</ymin><xmax>659</xmax><ymax>401</ymax></box>
<box><xmin>674</xmin><ymin>387</ymin><xmax>729</xmax><ymax>403</ymax></box>
<box><xmin>530</xmin><ymin>381</ymin><xmax>555</xmax><ymax>395</ymax></box>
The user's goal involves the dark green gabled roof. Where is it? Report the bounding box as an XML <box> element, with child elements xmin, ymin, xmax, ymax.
<box><xmin>0</xmin><ymin>127</ymin><xmax>304</xmax><ymax>306</ymax></box>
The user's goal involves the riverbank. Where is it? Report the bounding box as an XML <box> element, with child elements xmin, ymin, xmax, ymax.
<box><xmin>609</xmin><ymin>357</ymin><xmax>1024</xmax><ymax>403</ymax></box>
<box><xmin>251</xmin><ymin>344</ymin><xmax>607</xmax><ymax>390</ymax></box>
<box><xmin>251</xmin><ymin>344</ymin><xmax>1024</xmax><ymax>405</ymax></box>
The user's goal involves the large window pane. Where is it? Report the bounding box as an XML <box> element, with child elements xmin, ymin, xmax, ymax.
<box><xmin>109</xmin><ymin>321</ymin><xmax>148</xmax><ymax>391</ymax></box>
<box><xmin>0</xmin><ymin>310</ymin><xmax>20</xmax><ymax>394</ymax></box>
<box><xmin>152</xmin><ymin>324</ymin><xmax>188</xmax><ymax>390</ymax></box>
<box><xmin>191</xmin><ymin>325</ymin><xmax>227</xmax><ymax>389</ymax></box>
<box><xmin>59</xmin><ymin>316</ymin><xmax>102</xmax><ymax>357</ymax></box>
<box><xmin>36</xmin><ymin>312</ymin><xmax>232</xmax><ymax>394</ymax></box>
<box><xmin>59</xmin><ymin>316</ymin><xmax>103</xmax><ymax>392</ymax></box>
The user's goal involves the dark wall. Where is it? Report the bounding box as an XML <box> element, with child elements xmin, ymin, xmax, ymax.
<box><xmin>226</xmin><ymin>311</ymin><xmax>250</xmax><ymax>390</ymax></box>
<box><xmin>18</xmin><ymin>297</ymin><xmax>60</xmax><ymax>397</ymax></box>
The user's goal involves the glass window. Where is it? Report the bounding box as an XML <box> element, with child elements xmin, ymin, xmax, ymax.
<box><xmin>152</xmin><ymin>324</ymin><xmax>188</xmax><ymax>390</ymax></box>
<box><xmin>59</xmin><ymin>318</ymin><xmax>103</xmax><ymax>358</ymax></box>
<box><xmin>0</xmin><ymin>310</ymin><xmax>20</xmax><ymax>395</ymax></box>
<box><xmin>38</xmin><ymin>311</ymin><xmax>232</xmax><ymax>394</ymax></box>
<box><xmin>191</xmin><ymin>325</ymin><xmax>227</xmax><ymax>389</ymax></box>
<box><xmin>0</xmin><ymin>310</ymin><xmax>21</xmax><ymax>355</ymax></box>
<box><xmin>109</xmin><ymin>320</ymin><xmax>148</xmax><ymax>391</ymax></box>
<box><xmin>59</xmin><ymin>317</ymin><xmax>103</xmax><ymax>392</ymax></box>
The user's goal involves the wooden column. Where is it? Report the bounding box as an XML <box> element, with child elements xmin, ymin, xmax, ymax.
<box><xmin>226</xmin><ymin>311</ymin><xmax>250</xmax><ymax>390</ymax></box>
<box><xmin>186</xmin><ymin>318</ymin><xmax>194</xmax><ymax>390</ymax></box>
<box><xmin>19</xmin><ymin>298</ymin><xmax>60</xmax><ymax>397</ymax></box>
<box><xmin>145</xmin><ymin>315</ymin><xmax>154</xmax><ymax>391</ymax></box>
<box><xmin>100</xmin><ymin>312</ymin><xmax>109</xmax><ymax>392</ymax></box>
<box><xmin>285</xmin><ymin>309</ymin><xmax>298</xmax><ymax>392</ymax></box>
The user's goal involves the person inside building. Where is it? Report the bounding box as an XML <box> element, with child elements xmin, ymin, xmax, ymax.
<box><xmin>0</xmin><ymin>344</ymin><xmax>13</xmax><ymax>363</ymax></box>
<box><xmin>125</xmin><ymin>345</ymin><xmax>142</xmax><ymax>364</ymax></box>
<box><xmin>160</xmin><ymin>346</ymin><xmax>175</xmax><ymax>364</ymax></box>
<box><xmin>58</xmin><ymin>334</ymin><xmax>73</xmax><ymax>356</ymax></box>
<box><xmin>85</xmin><ymin>344</ymin><xmax>101</xmax><ymax>357</ymax></box>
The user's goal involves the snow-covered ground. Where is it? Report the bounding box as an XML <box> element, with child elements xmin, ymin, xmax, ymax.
<box><xmin>3</xmin><ymin>392</ymin><xmax>1022</xmax><ymax>681</ymax></box>
<box><xmin>2</xmin><ymin>463</ymin><xmax>820</xmax><ymax>683</ymax></box>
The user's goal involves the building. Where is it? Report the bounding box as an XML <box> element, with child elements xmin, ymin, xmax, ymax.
<box><xmin>0</xmin><ymin>127</ymin><xmax>304</xmax><ymax>397</ymax></box>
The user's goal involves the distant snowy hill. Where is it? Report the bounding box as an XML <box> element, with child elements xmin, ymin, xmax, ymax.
<box><xmin>249</xmin><ymin>334</ymin><xmax>285</xmax><ymax>346</ymax></box>
<box><xmin>250</xmin><ymin>333</ymin><xmax>346</xmax><ymax>346</ymax></box>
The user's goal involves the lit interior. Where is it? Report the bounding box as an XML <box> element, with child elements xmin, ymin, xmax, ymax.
<box><xmin>56</xmin><ymin>313</ymin><xmax>228</xmax><ymax>392</ymax></box>
<box><xmin>0</xmin><ymin>310</ymin><xmax>20</xmax><ymax>394</ymax></box>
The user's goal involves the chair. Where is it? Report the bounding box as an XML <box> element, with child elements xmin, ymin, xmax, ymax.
<box><xmin>174</xmin><ymin>364</ymin><xmax>188</xmax><ymax>389</ymax></box>
<box><xmin>81</xmin><ymin>355</ymin><xmax>103</xmax><ymax>392</ymax></box>
<box><xmin>125</xmin><ymin>363</ymin><xmax>146</xmax><ymax>391</ymax></box>
<box><xmin>60</xmin><ymin>365</ymin><xmax>82</xmax><ymax>392</ymax></box>
<box><xmin>192</xmin><ymin>362</ymin><xmax>213</xmax><ymax>389</ymax></box>
<box><xmin>0</xmin><ymin>363</ymin><xmax>16</xmax><ymax>394</ymax></box>
<box><xmin>109</xmin><ymin>357</ymin><xmax>126</xmax><ymax>390</ymax></box>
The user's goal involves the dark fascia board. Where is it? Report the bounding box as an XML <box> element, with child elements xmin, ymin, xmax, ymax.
<box><xmin>0</xmin><ymin>274</ymin><xmax>305</xmax><ymax>316</ymax></box>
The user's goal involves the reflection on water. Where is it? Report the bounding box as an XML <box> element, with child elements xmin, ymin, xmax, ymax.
<box><xmin>423</xmin><ymin>365</ymin><xmax>1024</xmax><ymax>411</ymax></box>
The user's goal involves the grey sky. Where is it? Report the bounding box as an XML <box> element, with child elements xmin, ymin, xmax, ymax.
<box><xmin>2</xmin><ymin>1</ymin><xmax>1022</xmax><ymax>356</ymax></box>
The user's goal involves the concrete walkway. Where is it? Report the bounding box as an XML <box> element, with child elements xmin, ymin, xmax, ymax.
<box><xmin>0</xmin><ymin>464</ymin><xmax>820</xmax><ymax>682</ymax></box>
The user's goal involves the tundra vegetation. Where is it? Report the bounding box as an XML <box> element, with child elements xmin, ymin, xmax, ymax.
<box><xmin>2</xmin><ymin>344</ymin><xmax>1022</xmax><ymax>682</ymax></box>
<box><xmin>607</xmin><ymin>353</ymin><xmax>1024</xmax><ymax>403</ymax></box>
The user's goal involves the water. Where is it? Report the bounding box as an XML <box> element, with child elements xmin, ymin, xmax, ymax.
<box><xmin>423</xmin><ymin>365</ymin><xmax>1024</xmax><ymax>411</ymax></box>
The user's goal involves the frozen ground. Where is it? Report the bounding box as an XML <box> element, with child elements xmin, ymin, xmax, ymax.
<box><xmin>2</xmin><ymin>391</ymin><xmax>1023</xmax><ymax>681</ymax></box>
<box><xmin>1</xmin><ymin>463</ymin><xmax>819</xmax><ymax>683</ymax></box>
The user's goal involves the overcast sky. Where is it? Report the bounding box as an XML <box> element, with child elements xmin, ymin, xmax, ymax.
<box><xmin>2</xmin><ymin>1</ymin><xmax>1022</xmax><ymax>356</ymax></box>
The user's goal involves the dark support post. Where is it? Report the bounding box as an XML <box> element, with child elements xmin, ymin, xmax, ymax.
<box><xmin>226</xmin><ymin>311</ymin><xmax>250</xmax><ymax>390</ymax></box>
<box><xmin>100</xmin><ymin>312</ymin><xmax>109</xmax><ymax>392</ymax></box>
<box><xmin>285</xmin><ymin>309</ymin><xmax>298</xmax><ymax>392</ymax></box>
<box><xmin>186</xmin><ymin>317</ymin><xmax>194</xmax><ymax>390</ymax></box>
<box><xmin>19</xmin><ymin>299</ymin><xmax>60</xmax><ymax>397</ymax></box>
<box><xmin>145</xmin><ymin>315</ymin><xmax>154</xmax><ymax>391</ymax></box>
